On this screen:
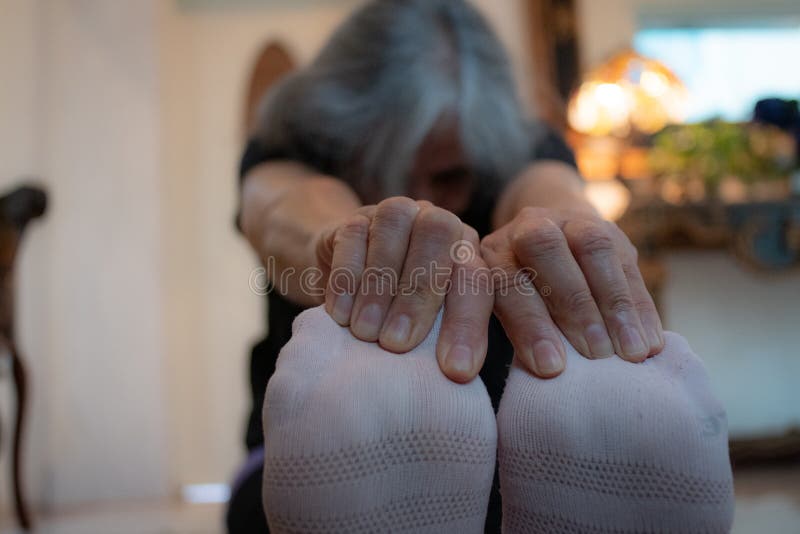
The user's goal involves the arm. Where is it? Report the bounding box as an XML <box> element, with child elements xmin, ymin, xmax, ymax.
<box><xmin>240</xmin><ymin>161</ymin><xmax>361</xmax><ymax>306</ymax></box>
<box><xmin>492</xmin><ymin>160</ymin><xmax>593</xmax><ymax>229</ymax></box>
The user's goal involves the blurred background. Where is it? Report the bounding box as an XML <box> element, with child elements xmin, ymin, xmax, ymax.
<box><xmin>0</xmin><ymin>0</ymin><xmax>797</xmax><ymax>532</ymax></box>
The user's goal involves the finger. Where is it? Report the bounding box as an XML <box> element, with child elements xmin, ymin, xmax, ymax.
<box><xmin>510</xmin><ymin>212</ymin><xmax>614</xmax><ymax>359</ymax></box>
<box><xmin>350</xmin><ymin>197</ymin><xmax>419</xmax><ymax>341</ymax></box>
<box><xmin>613</xmin><ymin>227</ymin><xmax>664</xmax><ymax>355</ymax></box>
<box><xmin>624</xmin><ymin>261</ymin><xmax>664</xmax><ymax>356</ymax></box>
<box><xmin>355</xmin><ymin>205</ymin><xmax>377</xmax><ymax>219</ymax></box>
<box><xmin>436</xmin><ymin>226</ymin><xmax>494</xmax><ymax>383</ymax></box>
<box><xmin>379</xmin><ymin>207</ymin><xmax>462</xmax><ymax>352</ymax></box>
<box><xmin>316</xmin><ymin>205</ymin><xmax>375</xmax><ymax>285</ymax></box>
<box><xmin>323</xmin><ymin>214</ymin><xmax>370</xmax><ymax>325</ymax></box>
<box><xmin>565</xmin><ymin>218</ymin><xmax>649</xmax><ymax>362</ymax></box>
<box><xmin>482</xmin><ymin>232</ymin><xmax>566</xmax><ymax>378</ymax></box>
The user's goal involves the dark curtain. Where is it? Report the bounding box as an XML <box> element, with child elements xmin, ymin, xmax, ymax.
<box><xmin>525</xmin><ymin>0</ymin><xmax>581</xmax><ymax>131</ymax></box>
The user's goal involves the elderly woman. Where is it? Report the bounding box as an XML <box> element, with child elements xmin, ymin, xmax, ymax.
<box><xmin>228</xmin><ymin>1</ymin><xmax>734</xmax><ymax>533</ymax></box>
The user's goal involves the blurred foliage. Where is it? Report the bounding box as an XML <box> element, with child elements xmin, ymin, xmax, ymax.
<box><xmin>648</xmin><ymin>121</ymin><xmax>797</xmax><ymax>193</ymax></box>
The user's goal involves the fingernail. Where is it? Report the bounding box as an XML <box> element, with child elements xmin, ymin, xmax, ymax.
<box><xmin>353</xmin><ymin>303</ymin><xmax>383</xmax><ymax>338</ymax></box>
<box><xmin>584</xmin><ymin>323</ymin><xmax>614</xmax><ymax>358</ymax></box>
<box><xmin>381</xmin><ymin>314</ymin><xmax>412</xmax><ymax>347</ymax></box>
<box><xmin>446</xmin><ymin>344</ymin><xmax>474</xmax><ymax>376</ymax></box>
<box><xmin>331</xmin><ymin>294</ymin><xmax>353</xmax><ymax>324</ymax></box>
<box><xmin>532</xmin><ymin>340</ymin><xmax>564</xmax><ymax>376</ymax></box>
<box><xmin>646</xmin><ymin>326</ymin><xmax>663</xmax><ymax>352</ymax></box>
<box><xmin>619</xmin><ymin>325</ymin><xmax>647</xmax><ymax>358</ymax></box>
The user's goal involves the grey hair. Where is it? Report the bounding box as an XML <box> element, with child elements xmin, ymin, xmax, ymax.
<box><xmin>255</xmin><ymin>0</ymin><xmax>533</xmax><ymax>201</ymax></box>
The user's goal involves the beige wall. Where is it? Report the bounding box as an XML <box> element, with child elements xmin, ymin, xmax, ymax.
<box><xmin>0</xmin><ymin>0</ymin><xmax>535</xmax><ymax>510</ymax></box>
<box><xmin>663</xmin><ymin>253</ymin><xmax>800</xmax><ymax>437</ymax></box>
<box><xmin>157</xmin><ymin>0</ymin><xmax>365</xmax><ymax>493</ymax></box>
<box><xmin>0</xmin><ymin>0</ymin><xmax>45</xmax><ymax>513</ymax></box>
<box><xmin>0</xmin><ymin>0</ymin><xmax>169</xmax><ymax>509</ymax></box>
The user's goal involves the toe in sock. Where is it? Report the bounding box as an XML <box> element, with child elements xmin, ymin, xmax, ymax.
<box><xmin>262</xmin><ymin>306</ymin><xmax>497</xmax><ymax>533</ymax></box>
<box><xmin>497</xmin><ymin>332</ymin><xmax>735</xmax><ymax>533</ymax></box>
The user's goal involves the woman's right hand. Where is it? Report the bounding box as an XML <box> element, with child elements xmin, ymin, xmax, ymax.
<box><xmin>314</xmin><ymin>196</ymin><xmax>494</xmax><ymax>383</ymax></box>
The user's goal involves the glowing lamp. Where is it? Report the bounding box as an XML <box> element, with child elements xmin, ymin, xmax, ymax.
<box><xmin>568</xmin><ymin>49</ymin><xmax>688</xmax><ymax>137</ymax></box>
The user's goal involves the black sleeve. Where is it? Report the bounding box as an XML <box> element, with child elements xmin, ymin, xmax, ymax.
<box><xmin>234</xmin><ymin>128</ymin><xmax>347</xmax><ymax>231</ymax></box>
<box><xmin>235</xmin><ymin>138</ymin><xmax>297</xmax><ymax>232</ymax></box>
<box><xmin>531</xmin><ymin>124</ymin><xmax>578</xmax><ymax>169</ymax></box>
<box><xmin>238</xmin><ymin>138</ymin><xmax>291</xmax><ymax>185</ymax></box>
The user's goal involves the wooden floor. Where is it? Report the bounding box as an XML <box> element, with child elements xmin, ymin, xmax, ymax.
<box><xmin>0</xmin><ymin>501</ymin><xmax>223</xmax><ymax>534</ymax></box>
<box><xmin>730</xmin><ymin>464</ymin><xmax>800</xmax><ymax>534</ymax></box>
<box><xmin>1</xmin><ymin>464</ymin><xmax>799</xmax><ymax>534</ymax></box>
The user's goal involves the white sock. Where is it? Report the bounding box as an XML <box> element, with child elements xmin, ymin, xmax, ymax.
<box><xmin>261</xmin><ymin>305</ymin><xmax>497</xmax><ymax>533</ymax></box>
<box><xmin>497</xmin><ymin>331</ymin><xmax>735</xmax><ymax>533</ymax></box>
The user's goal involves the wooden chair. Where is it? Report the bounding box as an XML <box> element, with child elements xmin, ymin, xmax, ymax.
<box><xmin>0</xmin><ymin>184</ymin><xmax>47</xmax><ymax>530</ymax></box>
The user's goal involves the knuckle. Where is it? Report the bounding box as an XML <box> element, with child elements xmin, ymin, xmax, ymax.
<box><xmin>379</xmin><ymin>196</ymin><xmax>417</xmax><ymax>212</ymax></box>
<box><xmin>495</xmin><ymin>304</ymin><xmax>535</xmax><ymax>330</ymax></box>
<box><xmin>416</xmin><ymin>207</ymin><xmax>462</xmax><ymax>238</ymax></box>
<box><xmin>446</xmin><ymin>312</ymin><xmax>484</xmax><ymax>335</ymax></box>
<box><xmin>514</xmin><ymin>320</ymin><xmax>557</xmax><ymax>346</ymax></box>
<box><xmin>635</xmin><ymin>296</ymin><xmax>657</xmax><ymax>315</ymax></box>
<box><xmin>330</xmin><ymin>242</ymin><xmax>364</xmax><ymax>270</ymax></box>
<box><xmin>355</xmin><ymin>204</ymin><xmax>377</xmax><ymax>218</ymax></box>
<box><xmin>360</xmin><ymin>266</ymin><xmax>397</xmax><ymax>295</ymax></box>
<box><xmin>397</xmin><ymin>279</ymin><xmax>440</xmax><ymax>307</ymax></box>
<box><xmin>335</xmin><ymin>215</ymin><xmax>369</xmax><ymax>243</ymax></box>
<box><xmin>611</xmin><ymin>224</ymin><xmax>638</xmax><ymax>258</ymax></box>
<box><xmin>461</xmin><ymin>224</ymin><xmax>480</xmax><ymax>246</ymax></box>
<box><xmin>518</xmin><ymin>206</ymin><xmax>545</xmax><ymax>221</ymax></box>
<box><xmin>513</xmin><ymin>218</ymin><xmax>564</xmax><ymax>257</ymax></box>
<box><xmin>574</xmin><ymin>224</ymin><xmax>614</xmax><ymax>257</ymax></box>
<box><xmin>621</xmin><ymin>260</ymin><xmax>640</xmax><ymax>279</ymax></box>
<box><xmin>605</xmin><ymin>289</ymin><xmax>635</xmax><ymax>314</ymax></box>
<box><xmin>480</xmin><ymin>241</ymin><xmax>507</xmax><ymax>270</ymax></box>
<box><xmin>458</xmin><ymin>265</ymin><xmax>493</xmax><ymax>294</ymax></box>
<box><xmin>608</xmin><ymin>221</ymin><xmax>628</xmax><ymax>239</ymax></box>
<box><xmin>480</xmin><ymin>233</ymin><xmax>501</xmax><ymax>255</ymax></box>
<box><xmin>493</xmin><ymin>267</ymin><xmax>533</xmax><ymax>294</ymax></box>
<box><xmin>375</xmin><ymin>197</ymin><xmax>419</xmax><ymax>230</ymax></box>
<box><xmin>562</xmin><ymin>287</ymin><xmax>596</xmax><ymax>314</ymax></box>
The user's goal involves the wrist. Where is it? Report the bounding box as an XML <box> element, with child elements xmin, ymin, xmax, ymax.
<box><xmin>494</xmin><ymin>161</ymin><xmax>591</xmax><ymax>228</ymax></box>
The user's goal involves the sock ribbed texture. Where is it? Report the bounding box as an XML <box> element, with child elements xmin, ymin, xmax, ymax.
<box><xmin>497</xmin><ymin>332</ymin><xmax>735</xmax><ymax>533</ymax></box>
<box><xmin>262</xmin><ymin>305</ymin><xmax>497</xmax><ymax>533</ymax></box>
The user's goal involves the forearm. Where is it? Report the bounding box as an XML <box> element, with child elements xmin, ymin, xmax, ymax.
<box><xmin>492</xmin><ymin>161</ymin><xmax>596</xmax><ymax>229</ymax></box>
<box><xmin>240</xmin><ymin>161</ymin><xmax>361</xmax><ymax>305</ymax></box>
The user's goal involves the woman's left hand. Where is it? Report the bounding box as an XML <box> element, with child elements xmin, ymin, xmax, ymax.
<box><xmin>480</xmin><ymin>206</ymin><xmax>664</xmax><ymax>378</ymax></box>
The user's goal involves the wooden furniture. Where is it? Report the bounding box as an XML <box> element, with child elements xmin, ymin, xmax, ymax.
<box><xmin>617</xmin><ymin>196</ymin><xmax>800</xmax><ymax>465</ymax></box>
<box><xmin>524</xmin><ymin>0</ymin><xmax>580</xmax><ymax>130</ymax></box>
<box><xmin>0</xmin><ymin>184</ymin><xmax>47</xmax><ymax>530</ymax></box>
<box><xmin>619</xmin><ymin>197</ymin><xmax>800</xmax><ymax>271</ymax></box>
<box><xmin>243</xmin><ymin>41</ymin><xmax>295</xmax><ymax>138</ymax></box>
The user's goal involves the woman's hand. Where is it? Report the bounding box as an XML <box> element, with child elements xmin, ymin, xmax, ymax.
<box><xmin>315</xmin><ymin>197</ymin><xmax>494</xmax><ymax>383</ymax></box>
<box><xmin>481</xmin><ymin>206</ymin><xmax>664</xmax><ymax>378</ymax></box>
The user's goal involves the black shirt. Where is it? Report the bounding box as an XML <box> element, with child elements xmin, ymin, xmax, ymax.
<box><xmin>238</xmin><ymin>124</ymin><xmax>576</xmax><ymax>451</ymax></box>
<box><xmin>238</xmin><ymin>125</ymin><xmax>576</xmax><ymax>532</ymax></box>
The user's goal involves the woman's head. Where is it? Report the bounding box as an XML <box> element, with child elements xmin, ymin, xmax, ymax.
<box><xmin>257</xmin><ymin>0</ymin><xmax>532</xmax><ymax>210</ymax></box>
